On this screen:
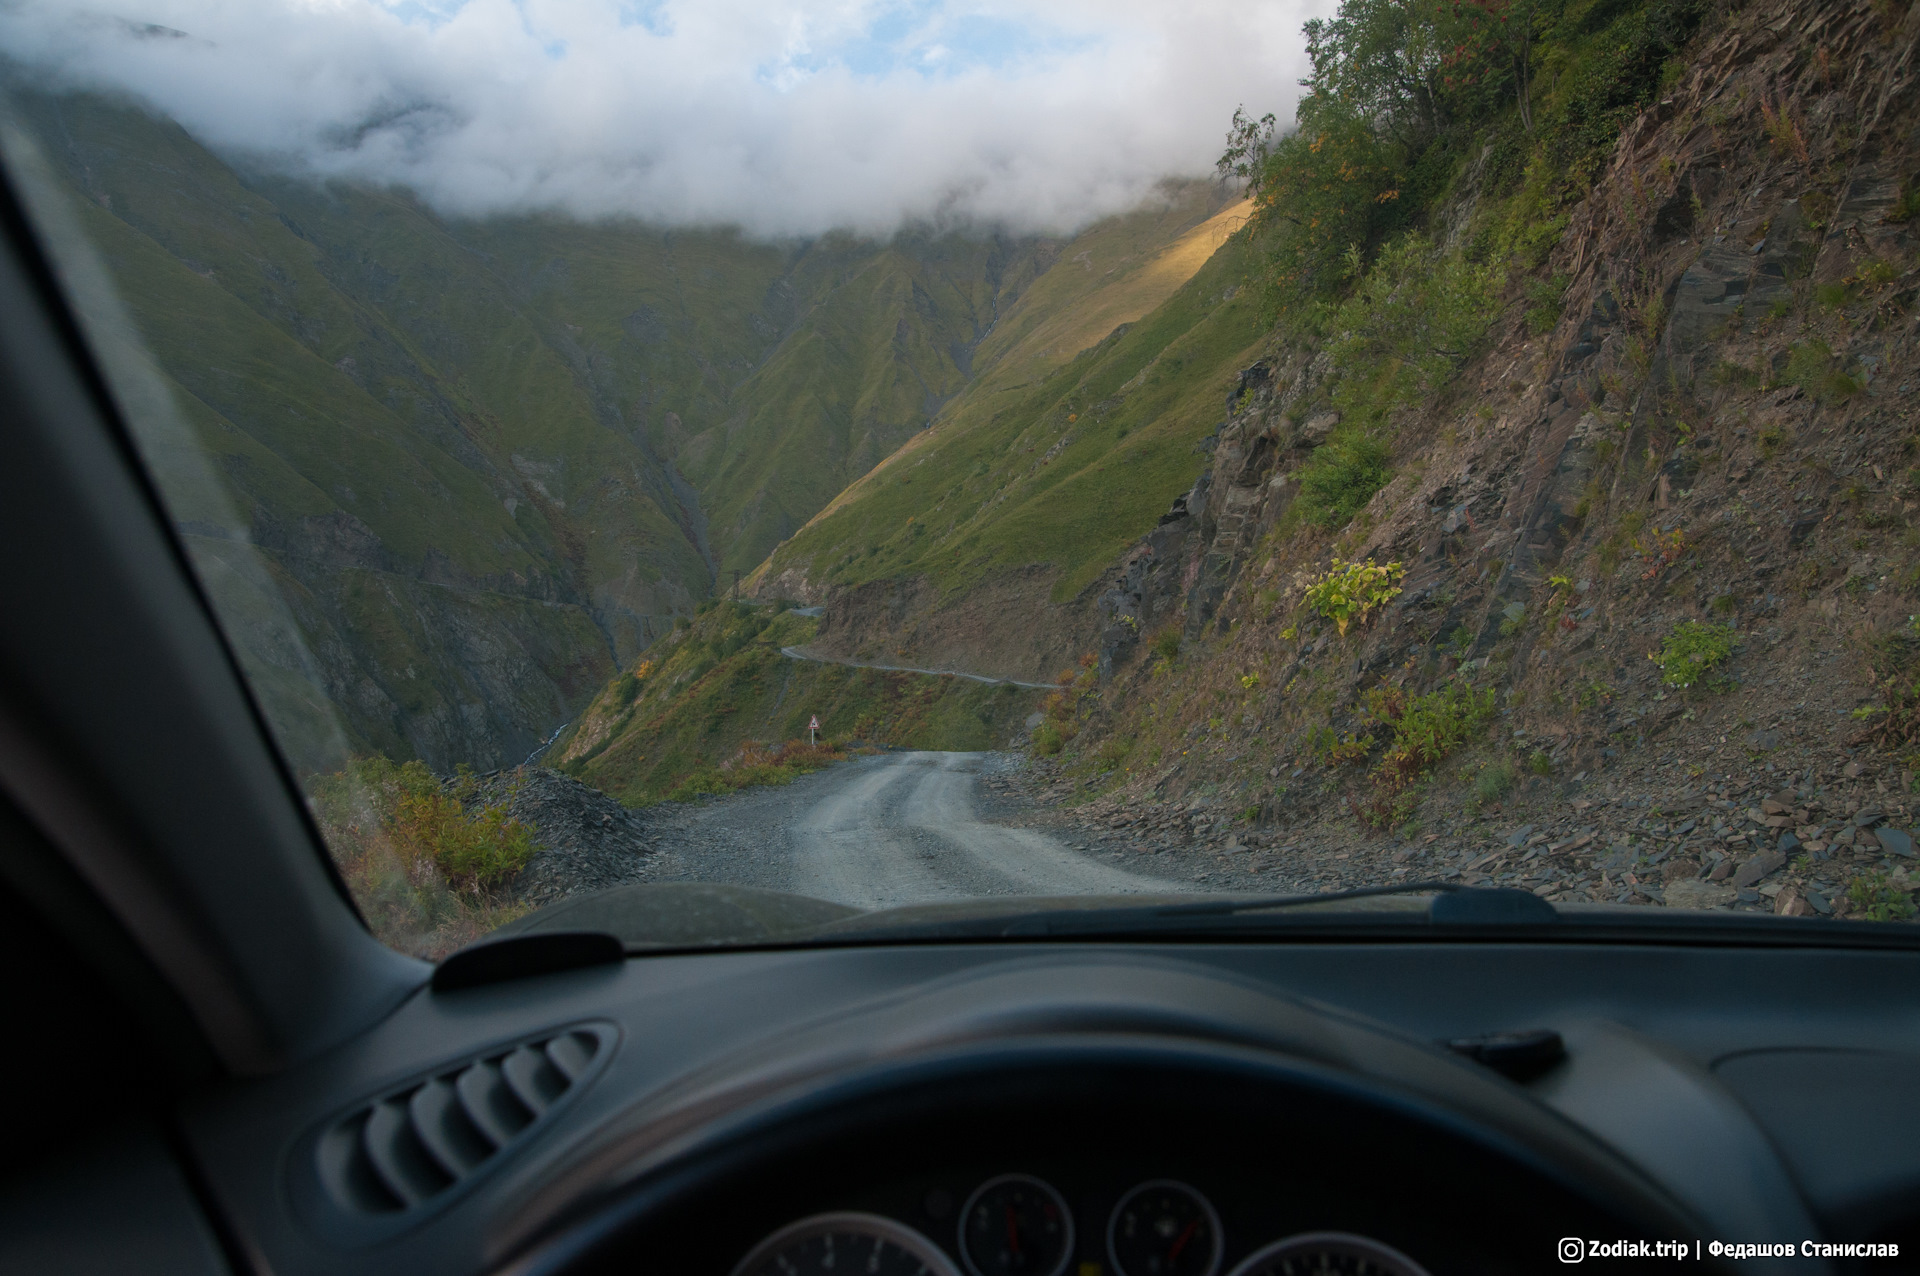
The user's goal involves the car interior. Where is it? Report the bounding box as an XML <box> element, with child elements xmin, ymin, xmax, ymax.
<box><xmin>3</xmin><ymin>37</ymin><xmax>1920</xmax><ymax>1276</ymax></box>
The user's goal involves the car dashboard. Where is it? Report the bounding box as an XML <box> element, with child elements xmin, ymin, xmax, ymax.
<box><xmin>69</xmin><ymin>938</ymin><xmax>1898</xmax><ymax>1276</ymax></box>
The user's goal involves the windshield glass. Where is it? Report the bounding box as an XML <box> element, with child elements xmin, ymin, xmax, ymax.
<box><xmin>5</xmin><ymin>0</ymin><xmax>1914</xmax><ymax>957</ymax></box>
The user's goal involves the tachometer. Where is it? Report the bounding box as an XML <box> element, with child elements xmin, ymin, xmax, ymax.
<box><xmin>1224</xmin><ymin>1232</ymin><xmax>1429</xmax><ymax>1276</ymax></box>
<box><xmin>959</xmin><ymin>1173</ymin><xmax>1074</xmax><ymax>1276</ymax></box>
<box><xmin>1108</xmin><ymin>1180</ymin><xmax>1222</xmax><ymax>1276</ymax></box>
<box><xmin>731</xmin><ymin>1212</ymin><xmax>962</xmax><ymax>1276</ymax></box>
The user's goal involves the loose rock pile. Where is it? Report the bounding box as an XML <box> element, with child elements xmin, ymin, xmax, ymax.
<box><xmin>998</xmin><ymin>754</ymin><xmax>1920</xmax><ymax>917</ymax></box>
<box><xmin>471</xmin><ymin>768</ymin><xmax>659</xmax><ymax>907</ymax></box>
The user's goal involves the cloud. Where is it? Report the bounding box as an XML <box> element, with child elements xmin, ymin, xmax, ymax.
<box><xmin>0</xmin><ymin>0</ymin><xmax>1329</xmax><ymax>237</ymax></box>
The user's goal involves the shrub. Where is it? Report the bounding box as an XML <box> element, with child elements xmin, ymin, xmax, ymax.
<box><xmin>1649</xmin><ymin>620</ymin><xmax>1737</xmax><ymax>688</ymax></box>
<box><xmin>1305</xmin><ymin>557</ymin><xmax>1407</xmax><ymax>635</ymax></box>
<box><xmin>309</xmin><ymin>757</ymin><xmax>538</xmax><ymax>957</ymax></box>
<box><xmin>1296</xmin><ymin>431</ymin><xmax>1395</xmax><ymax>527</ymax></box>
<box><xmin>1150</xmin><ymin>627</ymin><xmax>1182</xmax><ymax>661</ymax></box>
<box><xmin>1524</xmin><ymin>275</ymin><xmax>1570</xmax><ymax>335</ymax></box>
<box><xmin>1328</xmin><ymin>233</ymin><xmax>1504</xmax><ymax>429</ymax></box>
<box><xmin>1371</xmin><ymin>679</ymin><xmax>1498</xmax><ymax>788</ymax></box>
<box><xmin>1780</xmin><ymin>340</ymin><xmax>1863</xmax><ymax>405</ymax></box>
<box><xmin>1472</xmin><ymin>758</ymin><xmax>1516</xmax><ymax>804</ymax></box>
<box><xmin>1848</xmin><ymin>871</ymin><xmax>1917</xmax><ymax>922</ymax></box>
<box><xmin>1312</xmin><ymin>728</ymin><xmax>1374</xmax><ymax>765</ymax></box>
<box><xmin>1527</xmin><ymin>749</ymin><xmax>1554</xmax><ymax>776</ymax></box>
<box><xmin>1034</xmin><ymin>722</ymin><xmax>1065</xmax><ymax>756</ymax></box>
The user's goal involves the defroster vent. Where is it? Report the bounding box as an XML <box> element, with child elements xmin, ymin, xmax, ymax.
<box><xmin>313</xmin><ymin>1022</ymin><xmax>616</xmax><ymax>1219</ymax></box>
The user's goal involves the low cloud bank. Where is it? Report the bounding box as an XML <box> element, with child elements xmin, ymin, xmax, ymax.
<box><xmin>1</xmin><ymin>0</ymin><xmax>1322</xmax><ymax>236</ymax></box>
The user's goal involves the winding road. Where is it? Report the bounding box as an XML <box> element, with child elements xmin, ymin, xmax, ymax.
<box><xmin>778</xmin><ymin>645</ymin><xmax>1056</xmax><ymax>690</ymax></box>
<box><xmin>651</xmin><ymin>751</ymin><xmax>1195</xmax><ymax>910</ymax></box>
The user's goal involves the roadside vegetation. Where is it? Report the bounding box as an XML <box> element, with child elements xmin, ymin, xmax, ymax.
<box><xmin>309</xmin><ymin>757</ymin><xmax>535</xmax><ymax>958</ymax></box>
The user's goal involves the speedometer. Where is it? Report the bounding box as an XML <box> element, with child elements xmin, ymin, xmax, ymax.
<box><xmin>1224</xmin><ymin>1232</ymin><xmax>1430</xmax><ymax>1276</ymax></box>
<box><xmin>731</xmin><ymin>1212</ymin><xmax>963</xmax><ymax>1276</ymax></box>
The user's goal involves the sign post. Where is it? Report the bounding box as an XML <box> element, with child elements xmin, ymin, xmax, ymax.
<box><xmin>809</xmin><ymin>714</ymin><xmax>819</xmax><ymax>746</ymax></box>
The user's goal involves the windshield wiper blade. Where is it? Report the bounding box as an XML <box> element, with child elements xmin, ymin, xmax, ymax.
<box><xmin>1149</xmin><ymin>882</ymin><xmax>1559</xmax><ymax>924</ymax></box>
<box><xmin>824</xmin><ymin>884</ymin><xmax>1558</xmax><ymax>942</ymax></box>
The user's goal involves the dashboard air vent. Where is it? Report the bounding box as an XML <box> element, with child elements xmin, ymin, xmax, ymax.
<box><xmin>315</xmin><ymin>1023</ymin><xmax>615</xmax><ymax>1216</ymax></box>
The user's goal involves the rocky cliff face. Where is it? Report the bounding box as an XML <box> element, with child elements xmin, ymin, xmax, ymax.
<box><xmin>1058</xmin><ymin>0</ymin><xmax>1920</xmax><ymax>910</ymax></box>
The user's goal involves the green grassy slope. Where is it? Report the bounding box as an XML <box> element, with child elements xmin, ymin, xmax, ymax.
<box><xmin>556</xmin><ymin>603</ymin><xmax>1040</xmax><ymax>805</ymax></box>
<box><xmin>761</xmin><ymin>230</ymin><xmax>1268</xmax><ymax>603</ymax></box>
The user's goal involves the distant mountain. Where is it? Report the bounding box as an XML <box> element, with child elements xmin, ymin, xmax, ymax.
<box><xmin>10</xmin><ymin>89</ymin><xmax>1230</xmax><ymax>769</ymax></box>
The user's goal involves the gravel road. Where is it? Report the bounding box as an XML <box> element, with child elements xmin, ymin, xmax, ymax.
<box><xmin>647</xmin><ymin>750</ymin><xmax>1198</xmax><ymax>909</ymax></box>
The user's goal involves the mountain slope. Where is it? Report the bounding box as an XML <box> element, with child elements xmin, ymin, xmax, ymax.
<box><xmin>10</xmin><ymin>89</ymin><xmax>1231</xmax><ymax>770</ymax></box>
<box><xmin>920</xmin><ymin>0</ymin><xmax>1920</xmax><ymax>919</ymax></box>
<box><xmin>752</xmin><ymin>196</ymin><xmax>1266</xmax><ymax>679</ymax></box>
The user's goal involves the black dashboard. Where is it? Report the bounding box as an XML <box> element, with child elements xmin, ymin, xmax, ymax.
<box><xmin>135</xmin><ymin>940</ymin><xmax>1920</xmax><ymax>1276</ymax></box>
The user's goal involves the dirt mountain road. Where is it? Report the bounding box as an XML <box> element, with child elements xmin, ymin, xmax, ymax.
<box><xmin>646</xmin><ymin>750</ymin><xmax>1197</xmax><ymax>910</ymax></box>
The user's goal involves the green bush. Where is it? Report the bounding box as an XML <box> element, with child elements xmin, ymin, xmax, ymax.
<box><xmin>1524</xmin><ymin>275</ymin><xmax>1571</xmax><ymax>335</ymax></box>
<box><xmin>1848</xmin><ymin>871</ymin><xmax>1917</xmax><ymax>922</ymax></box>
<box><xmin>308</xmin><ymin>757</ymin><xmax>537</xmax><ymax>956</ymax></box>
<box><xmin>1150</xmin><ymin>627</ymin><xmax>1182</xmax><ymax>661</ymax></box>
<box><xmin>1649</xmin><ymin>621</ymin><xmax>1736</xmax><ymax>689</ymax></box>
<box><xmin>1305</xmin><ymin>557</ymin><xmax>1407</xmax><ymax>635</ymax></box>
<box><xmin>1375</xmin><ymin>680</ymin><xmax>1497</xmax><ymax>783</ymax></box>
<box><xmin>1780</xmin><ymin>340</ymin><xmax>1863</xmax><ymax>405</ymax></box>
<box><xmin>1329</xmin><ymin>234</ymin><xmax>1504</xmax><ymax>428</ymax></box>
<box><xmin>1034</xmin><ymin>722</ymin><xmax>1065</xmax><ymax>756</ymax></box>
<box><xmin>1296</xmin><ymin>431</ymin><xmax>1394</xmax><ymax>528</ymax></box>
<box><xmin>1473</xmin><ymin>758</ymin><xmax>1516</xmax><ymax>804</ymax></box>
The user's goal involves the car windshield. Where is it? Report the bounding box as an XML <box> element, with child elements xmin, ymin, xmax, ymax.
<box><xmin>4</xmin><ymin>0</ymin><xmax>1915</xmax><ymax>959</ymax></box>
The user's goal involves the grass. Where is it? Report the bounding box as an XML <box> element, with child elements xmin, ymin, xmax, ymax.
<box><xmin>760</xmin><ymin>228</ymin><xmax>1269</xmax><ymax>605</ymax></box>
<box><xmin>555</xmin><ymin>602</ymin><xmax>1041</xmax><ymax>805</ymax></box>
<box><xmin>1779</xmin><ymin>340</ymin><xmax>1864</xmax><ymax>405</ymax></box>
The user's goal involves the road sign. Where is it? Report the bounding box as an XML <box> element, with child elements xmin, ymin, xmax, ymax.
<box><xmin>809</xmin><ymin>714</ymin><xmax>819</xmax><ymax>745</ymax></box>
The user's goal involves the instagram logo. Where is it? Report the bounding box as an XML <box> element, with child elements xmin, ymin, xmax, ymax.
<box><xmin>1559</xmin><ymin>1238</ymin><xmax>1585</xmax><ymax>1263</ymax></box>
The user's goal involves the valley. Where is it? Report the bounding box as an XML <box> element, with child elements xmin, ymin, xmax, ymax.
<box><xmin>16</xmin><ymin>0</ymin><xmax>1920</xmax><ymax>957</ymax></box>
<box><xmin>16</xmin><ymin>85</ymin><xmax>1234</xmax><ymax>772</ymax></box>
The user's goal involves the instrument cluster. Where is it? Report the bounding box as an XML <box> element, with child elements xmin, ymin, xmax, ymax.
<box><xmin>730</xmin><ymin>1173</ymin><xmax>1427</xmax><ymax>1276</ymax></box>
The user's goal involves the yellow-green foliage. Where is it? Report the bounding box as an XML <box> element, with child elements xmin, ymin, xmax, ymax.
<box><xmin>1648</xmin><ymin>621</ymin><xmax>1736</xmax><ymax>688</ymax></box>
<box><xmin>1304</xmin><ymin>558</ymin><xmax>1407</xmax><ymax>635</ymax></box>
<box><xmin>309</xmin><ymin>757</ymin><xmax>535</xmax><ymax>957</ymax></box>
